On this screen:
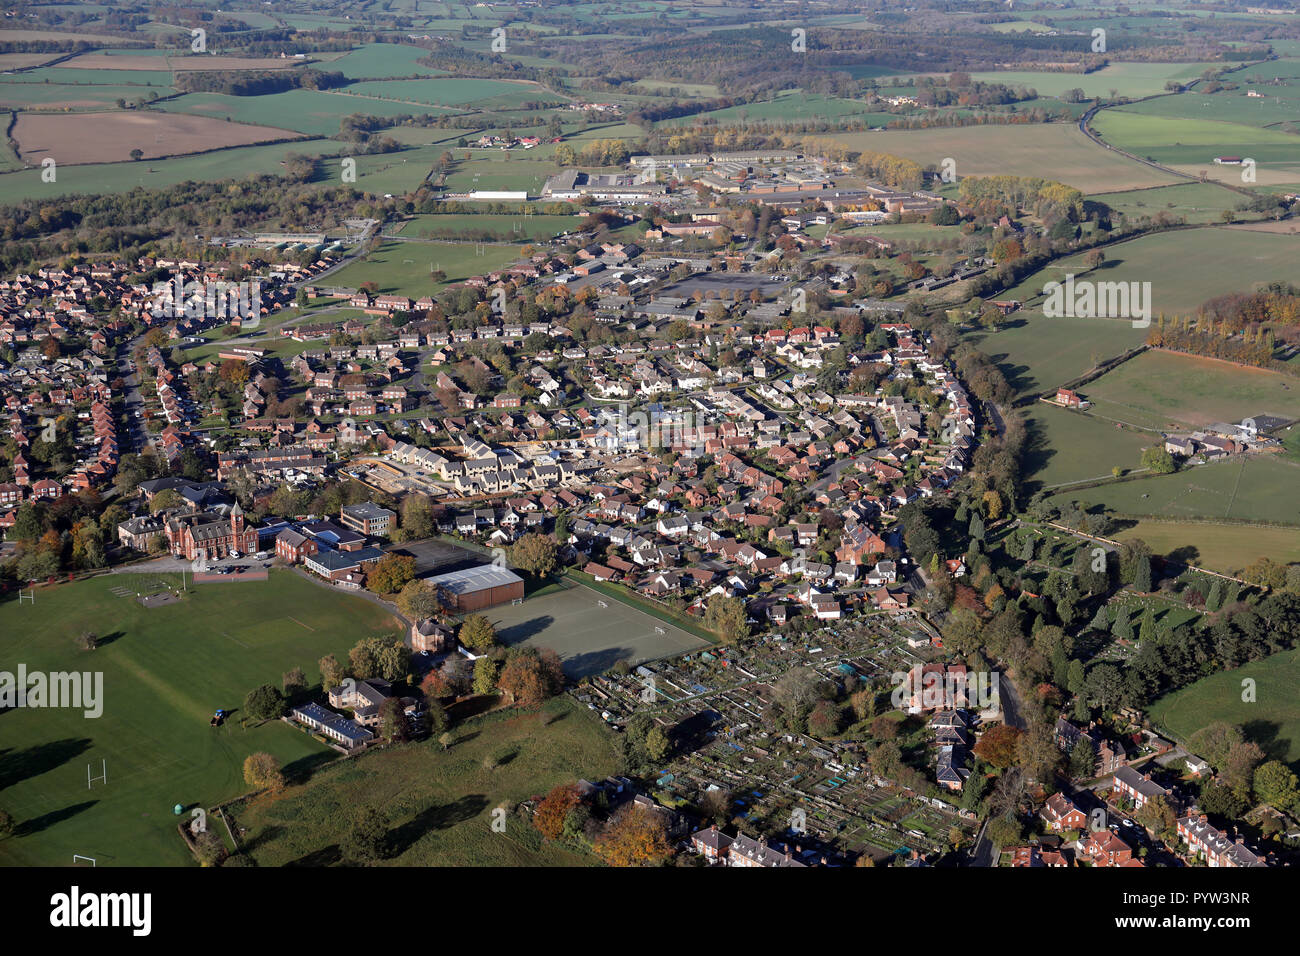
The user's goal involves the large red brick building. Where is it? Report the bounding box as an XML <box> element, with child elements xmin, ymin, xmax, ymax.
<box><xmin>166</xmin><ymin>502</ymin><xmax>259</xmax><ymax>561</ymax></box>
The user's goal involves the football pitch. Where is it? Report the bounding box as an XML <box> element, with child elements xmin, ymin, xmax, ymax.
<box><xmin>0</xmin><ymin>571</ymin><xmax>404</xmax><ymax>867</ymax></box>
<box><xmin>485</xmin><ymin>581</ymin><xmax>710</xmax><ymax>678</ymax></box>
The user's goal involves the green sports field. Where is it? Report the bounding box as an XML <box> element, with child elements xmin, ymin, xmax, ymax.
<box><xmin>0</xmin><ymin>571</ymin><xmax>404</xmax><ymax>866</ymax></box>
<box><xmin>1150</xmin><ymin>648</ymin><xmax>1300</xmax><ymax>773</ymax></box>
<box><xmin>326</xmin><ymin>239</ymin><xmax>523</xmax><ymax>298</ymax></box>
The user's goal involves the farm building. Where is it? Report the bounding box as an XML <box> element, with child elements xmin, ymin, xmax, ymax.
<box><xmin>428</xmin><ymin>563</ymin><xmax>525</xmax><ymax>612</ymax></box>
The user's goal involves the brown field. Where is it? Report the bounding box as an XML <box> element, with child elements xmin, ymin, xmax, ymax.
<box><xmin>831</xmin><ymin>124</ymin><xmax>1178</xmax><ymax>193</ymax></box>
<box><xmin>14</xmin><ymin>111</ymin><xmax>304</xmax><ymax>165</ymax></box>
<box><xmin>0</xmin><ymin>53</ymin><xmax>59</xmax><ymax>70</ymax></box>
<box><xmin>55</xmin><ymin>53</ymin><xmax>310</xmax><ymax>72</ymax></box>
<box><xmin>0</xmin><ymin>29</ymin><xmax>133</xmax><ymax>45</ymax></box>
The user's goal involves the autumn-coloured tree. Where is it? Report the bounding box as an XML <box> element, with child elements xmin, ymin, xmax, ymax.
<box><xmin>459</xmin><ymin>613</ymin><xmax>497</xmax><ymax>651</ymax></box>
<box><xmin>366</xmin><ymin>552</ymin><xmax>415</xmax><ymax>594</ymax></box>
<box><xmin>243</xmin><ymin>752</ymin><xmax>285</xmax><ymax>792</ymax></box>
<box><xmin>497</xmin><ymin>647</ymin><xmax>565</xmax><ymax>706</ymax></box>
<box><xmin>973</xmin><ymin>724</ymin><xmax>1023</xmax><ymax>769</ymax></box>
<box><xmin>594</xmin><ymin>804</ymin><xmax>673</xmax><ymax>867</ymax></box>
<box><xmin>509</xmin><ymin>532</ymin><xmax>557</xmax><ymax>578</ymax></box>
<box><xmin>533</xmin><ymin>784</ymin><xmax>583</xmax><ymax>840</ymax></box>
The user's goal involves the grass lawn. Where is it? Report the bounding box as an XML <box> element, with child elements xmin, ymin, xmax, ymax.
<box><xmin>229</xmin><ymin>696</ymin><xmax>621</xmax><ymax>866</ymax></box>
<box><xmin>326</xmin><ymin>239</ymin><xmax>523</xmax><ymax>298</ymax></box>
<box><xmin>1083</xmin><ymin>350</ymin><xmax>1300</xmax><ymax>430</ymax></box>
<box><xmin>1149</xmin><ymin>648</ymin><xmax>1300</xmax><ymax>773</ymax></box>
<box><xmin>0</xmin><ymin>570</ymin><xmax>404</xmax><ymax>867</ymax></box>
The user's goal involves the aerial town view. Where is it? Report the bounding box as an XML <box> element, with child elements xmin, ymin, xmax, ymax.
<box><xmin>0</xmin><ymin>0</ymin><xmax>1296</xmax><ymax>934</ymax></box>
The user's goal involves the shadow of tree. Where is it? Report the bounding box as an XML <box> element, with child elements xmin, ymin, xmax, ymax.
<box><xmin>0</xmin><ymin>737</ymin><xmax>93</xmax><ymax>792</ymax></box>
<box><xmin>385</xmin><ymin>793</ymin><xmax>490</xmax><ymax>858</ymax></box>
<box><xmin>14</xmin><ymin>800</ymin><xmax>97</xmax><ymax>837</ymax></box>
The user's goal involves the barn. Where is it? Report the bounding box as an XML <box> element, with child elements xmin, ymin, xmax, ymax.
<box><xmin>429</xmin><ymin>564</ymin><xmax>525</xmax><ymax>612</ymax></box>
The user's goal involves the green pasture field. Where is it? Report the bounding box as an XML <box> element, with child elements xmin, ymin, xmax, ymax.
<box><xmin>1150</xmin><ymin>648</ymin><xmax>1300</xmax><ymax>773</ymax></box>
<box><xmin>327</xmin><ymin>43</ymin><xmax>446</xmax><ymax>79</ymax></box>
<box><xmin>1108</xmin><ymin>519</ymin><xmax>1300</xmax><ymax>572</ymax></box>
<box><xmin>833</xmin><ymin>124</ymin><xmax>1178</xmax><ymax>193</ymax></box>
<box><xmin>1001</xmin><ymin>228</ymin><xmax>1300</xmax><ymax>319</ymax></box>
<box><xmin>1116</xmin><ymin>85</ymin><xmax>1300</xmax><ymax>131</ymax></box>
<box><xmin>0</xmin><ymin>82</ymin><xmax>176</xmax><ymax>108</ymax></box>
<box><xmin>1047</xmin><ymin>454</ymin><xmax>1300</xmax><ymax>525</ymax></box>
<box><xmin>343</xmin><ymin>77</ymin><xmax>559</xmax><ymax>109</ymax></box>
<box><xmin>228</xmin><ymin>695</ymin><xmax>620</xmax><ymax>866</ymax></box>
<box><xmin>966</xmin><ymin>315</ymin><xmax>1148</xmax><ymax>398</ymax></box>
<box><xmin>662</xmin><ymin>91</ymin><xmax>890</xmax><ymax>127</ymax></box>
<box><xmin>1090</xmin><ymin>182</ymin><xmax>1257</xmax><ymax>225</ymax></box>
<box><xmin>1022</xmin><ymin>402</ymin><xmax>1152</xmax><ymax>490</ymax></box>
<box><xmin>325</xmin><ymin>239</ymin><xmax>523</xmax><ymax>298</ymax></box>
<box><xmin>11</xmin><ymin>66</ymin><xmax>175</xmax><ymax>85</ymax></box>
<box><xmin>397</xmin><ymin>212</ymin><xmax>579</xmax><ymax>240</ymax></box>
<box><xmin>0</xmin><ymin>570</ymin><xmax>405</xmax><ymax>867</ymax></box>
<box><xmin>970</xmin><ymin>62</ymin><xmax>1219</xmax><ymax>100</ymax></box>
<box><xmin>1083</xmin><ymin>349</ymin><xmax>1300</xmax><ymax>429</ymax></box>
<box><xmin>0</xmin><ymin>138</ymin><xmax>342</xmax><ymax>204</ymax></box>
<box><xmin>157</xmin><ymin>89</ymin><xmax>443</xmax><ymax>137</ymax></box>
<box><xmin>1091</xmin><ymin>109</ymin><xmax>1300</xmax><ymax>166</ymax></box>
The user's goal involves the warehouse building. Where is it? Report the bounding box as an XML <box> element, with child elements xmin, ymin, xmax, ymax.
<box><xmin>428</xmin><ymin>564</ymin><xmax>525</xmax><ymax>612</ymax></box>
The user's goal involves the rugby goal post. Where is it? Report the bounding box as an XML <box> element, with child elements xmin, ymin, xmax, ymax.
<box><xmin>17</xmin><ymin>589</ymin><xmax>34</xmax><ymax>605</ymax></box>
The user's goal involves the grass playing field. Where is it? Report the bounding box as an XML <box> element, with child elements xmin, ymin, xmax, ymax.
<box><xmin>397</xmin><ymin>212</ymin><xmax>580</xmax><ymax>241</ymax></box>
<box><xmin>485</xmin><ymin>580</ymin><xmax>710</xmax><ymax>678</ymax></box>
<box><xmin>326</xmin><ymin>239</ymin><xmax>523</xmax><ymax>298</ymax></box>
<box><xmin>228</xmin><ymin>695</ymin><xmax>621</xmax><ymax>866</ymax></box>
<box><xmin>0</xmin><ymin>570</ymin><xmax>404</xmax><ymax>867</ymax></box>
<box><xmin>1149</xmin><ymin>648</ymin><xmax>1300</xmax><ymax>773</ymax></box>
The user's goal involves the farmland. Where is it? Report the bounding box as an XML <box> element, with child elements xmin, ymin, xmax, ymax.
<box><xmin>1090</xmin><ymin>110</ymin><xmax>1300</xmax><ymax>184</ymax></box>
<box><xmin>1021</xmin><ymin>402</ymin><xmax>1151</xmax><ymax>491</ymax></box>
<box><xmin>1082</xmin><ymin>350</ymin><xmax>1300</xmax><ymax>430</ymax></box>
<box><xmin>1000</xmin><ymin>228</ymin><xmax>1300</xmax><ymax>319</ymax></box>
<box><xmin>1047</xmin><ymin>455</ymin><xmax>1300</xmax><ymax>525</ymax></box>
<box><xmin>832</xmin><ymin>124</ymin><xmax>1178</xmax><ymax>193</ymax></box>
<box><xmin>1091</xmin><ymin>182</ymin><xmax>1257</xmax><ymax>225</ymax></box>
<box><xmin>970</xmin><ymin>62</ymin><xmax>1218</xmax><ymax>99</ymax></box>
<box><xmin>1108</xmin><ymin>520</ymin><xmax>1300</xmax><ymax>573</ymax></box>
<box><xmin>966</xmin><ymin>315</ymin><xmax>1147</xmax><ymax>398</ymax></box>
<box><xmin>0</xmin><ymin>571</ymin><xmax>405</xmax><ymax>867</ymax></box>
<box><xmin>13</xmin><ymin>111</ymin><xmax>302</xmax><ymax>165</ymax></box>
